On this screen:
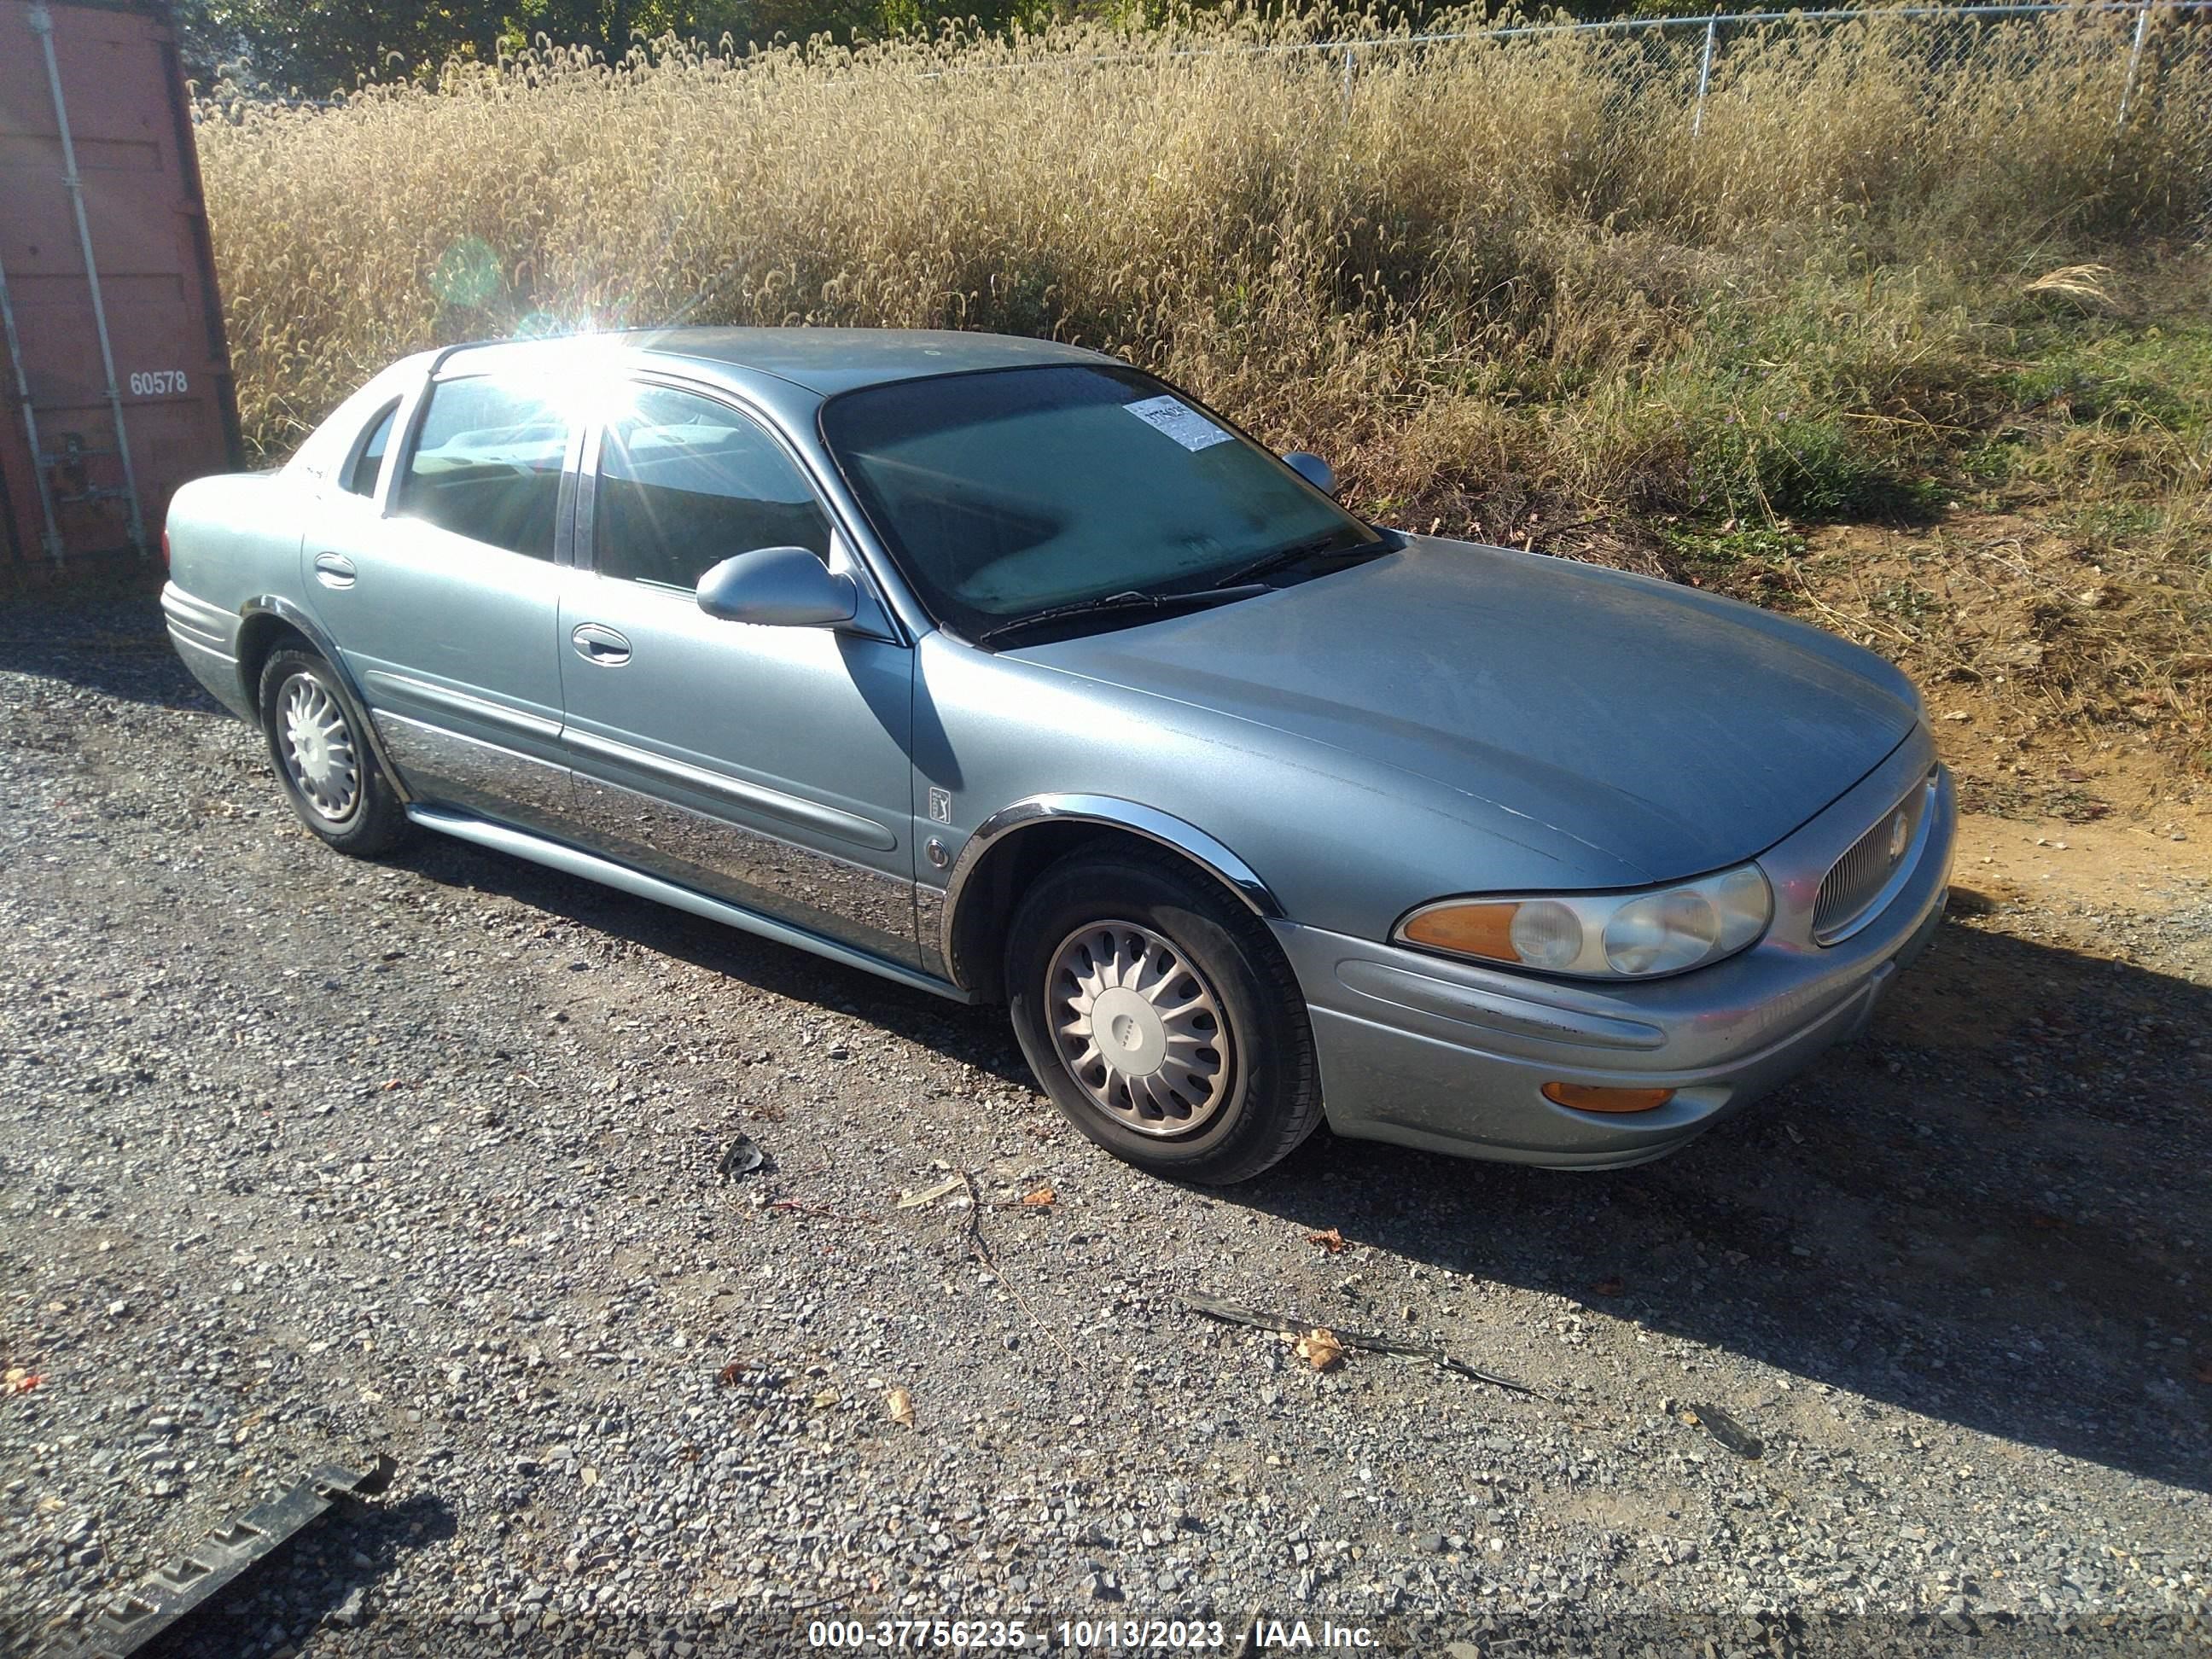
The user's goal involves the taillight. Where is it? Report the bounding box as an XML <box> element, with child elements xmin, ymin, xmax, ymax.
<box><xmin>161</xmin><ymin>527</ymin><xmax>171</xmax><ymax>567</ymax></box>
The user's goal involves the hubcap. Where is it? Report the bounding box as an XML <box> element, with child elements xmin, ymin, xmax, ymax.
<box><xmin>278</xmin><ymin>673</ymin><xmax>359</xmax><ymax>822</ymax></box>
<box><xmin>1045</xmin><ymin>920</ymin><xmax>1233</xmax><ymax>1138</ymax></box>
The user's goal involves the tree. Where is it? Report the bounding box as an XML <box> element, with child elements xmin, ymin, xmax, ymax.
<box><xmin>173</xmin><ymin>0</ymin><xmax>504</xmax><ymax>93</ymax></box>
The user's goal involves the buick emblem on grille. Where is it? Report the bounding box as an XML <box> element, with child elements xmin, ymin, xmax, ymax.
<box><xmin>1887</xmin><ymin>810</ymin><xmax>1910</xmax><ymax>863</ymax></box>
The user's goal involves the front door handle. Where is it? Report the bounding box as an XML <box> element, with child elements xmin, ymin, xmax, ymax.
<box><xmin>571</xmin><ymin>623</ymin><xmax>632</xmax><ymax>667</ymax></box>
<box><xmin>312</xmin><ymin>551</ymin><xmax>357</xmax><ymax>588</ymax></box>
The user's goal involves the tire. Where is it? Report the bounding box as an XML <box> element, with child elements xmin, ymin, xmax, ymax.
<box><xmin>257</xmin><ymin>647</ymin><xmax>407</xmax><ymax>857</ymax></box>
<box><xmin>1004</xmin><ymin>845</ymin><xmax>1324</xmax><ymax>1185</ymax></box>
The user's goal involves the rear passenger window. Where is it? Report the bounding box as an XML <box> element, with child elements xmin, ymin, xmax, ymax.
<box><xmin>394</xmin><ymin>376</ymin><xmax>569</xmax><ymax>560</ymax></box>
<box><xmin>594</xmin><ymin>386</ymin><xmax>831</xmax><ymax>591</ymax></box>
<box><xmin>344</xmin><ymin>402</ymin><xmax>397</xmax><ymax>498</ymax></box>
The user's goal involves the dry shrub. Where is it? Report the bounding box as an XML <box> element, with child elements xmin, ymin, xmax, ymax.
<box><xmin>195</xmin><ymin>8</ymin><xmax>2212</xmax><ymax>760</ymax></box>
<box><xmin>198</xmin><ymin>8</ymin><xmax>2210</xmax><ymax>458</ymax></box>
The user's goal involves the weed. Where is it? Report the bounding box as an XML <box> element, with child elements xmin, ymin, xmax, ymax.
<box><xmin>1662</xmin><ymin>523</ymin><xmax>1809</xmax><ymax>567</ymax></box>
<box><xmin>191</xmin><ymin>9</ymin><xmax>2212</xmax><ymax>761</ymax></box>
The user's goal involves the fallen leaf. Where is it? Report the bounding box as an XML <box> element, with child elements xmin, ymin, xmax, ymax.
<box><xmin>1019</xmin><ymin>1187</ymin><xmax>1055</xmax><ymax>1208</ymax></box>
<box><xmin>1306</xmin><ymin>1228</ymin><xmax>1347</xmax><ymax>1254</ymax></box>
<box><xmin>580</xmin><ymin>1465</ymin><xmax>600</xmax><ymax>1487</ymax></box>
<box><xmin>716</xmin><ymin>1360</ymin><xmax>749</xmax><ymax>1387</ymax></box>
<box><xmin>811</xmin><ymin>1389</ymin><xmax>841</xmax><ymax>1411</ymax></box>
<box><xmin>896</xmin><ymin>1175</ymin><xmax>965</xmax><ymax>1210</ymax></box>
<box><xmin>1295</xmin><ymin>1328</ymin><xmax>1347</xmax><ymax>1371</ymax></box>
<box><xmin>886</xmin><ymin>1387</ymin><xmax>915</xmax><ymax>1427</ymax></box>
<box><xmin>1589</xmin><ymin>1276</ymin><xmax>1625</xmax><ymax>1297</ymax></box>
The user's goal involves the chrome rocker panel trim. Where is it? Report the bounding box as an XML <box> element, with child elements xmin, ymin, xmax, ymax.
<box><xmin>405</xmin><ymin>805</ymin><xmax>970</xmax><ymax>1004</ymax></box>
<box><xmin>563</xmin><ymin>726</ymin><xmax>897</xmax><ymax>853</ymax></box>
<box><xmin>363</xmin><ymin>669</ymin><xmax>562</xmax><ymax>742</ymax></box>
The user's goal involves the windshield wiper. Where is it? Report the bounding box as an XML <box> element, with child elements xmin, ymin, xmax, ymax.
<box><xmin>975</xmin><ymin>584</ymin><xmax>1266</xmax><ymax>648</ymax></box>
<box><xmin>1222</xmin><ymin>530</ymin><xmax>1392</xmax><ymax>589</ymax></box>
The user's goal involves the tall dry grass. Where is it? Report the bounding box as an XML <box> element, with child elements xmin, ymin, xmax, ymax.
<box><xmin>198</xmin><ymin>9</ymin><xmax>2207</xmax><ymax>454</ymax></box>
<box><xmin>196</xmin><ymin>9</ymin><xmax>2211</xmax><ymax>748</ymax></box>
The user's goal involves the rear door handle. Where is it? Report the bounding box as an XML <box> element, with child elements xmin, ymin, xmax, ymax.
<box><xmin>571</xmin><ymin>623</ymin><xmax>632</xmax><ymax>666</ymax></box>
<box><xmin>312</xmin><ymin>552</ymin><xmax>356</xmax><ymax>588</ymax></box>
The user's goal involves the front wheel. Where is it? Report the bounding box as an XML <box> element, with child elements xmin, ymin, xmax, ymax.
<box><xmin>258</xmin><ymin>648</ymin><xmax>407</xmax><ymax>856</ymax></box>
<box><xmin>1004</xmin><ymin>847</ymin><xmax>1324</xmax><ymax>1185</ymax></box>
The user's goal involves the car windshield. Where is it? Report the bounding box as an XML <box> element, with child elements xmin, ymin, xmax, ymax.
<box><xmin>818</xmin><ymin>364</ymin><xmax>1380</xmax><ymax>641</ymax></box>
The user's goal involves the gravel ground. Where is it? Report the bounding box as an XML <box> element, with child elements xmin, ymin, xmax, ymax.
<box><xmin>3</xmin><ymin>598</ymin><xmax>2209</xmax><ymax>1659</ymax></box>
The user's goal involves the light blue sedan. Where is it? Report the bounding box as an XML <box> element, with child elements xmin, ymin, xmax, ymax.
<box><xmin>161</xmin><ymin>329</ymin><xmax>1954</xmax><ymax>1183</ymax></box>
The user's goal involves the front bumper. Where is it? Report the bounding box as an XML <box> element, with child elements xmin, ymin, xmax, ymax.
<box><xmin>1276</xmin><ymin>734</ymin><xmax>1956</xmax><ymax>1169</ymax></box>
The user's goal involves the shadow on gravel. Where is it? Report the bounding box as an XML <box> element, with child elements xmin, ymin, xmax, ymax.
<box><xmin>143</xmin><ymin>1488</ymin><xmax>457</xmax><ymax>1659</ymax></box>
<box><xmin>32</xmin><ymin>607</ymin><xmax>2202</xmax><ymax>1494</ymax></box>
<box><xmin>1236</xmin><ymin>917</ymin><xmax>2212</xmax><ymax>1495</ymax></box>
<box><xmin>391</xmin><ymin>818</ymin><xmax>2212</xmax><ymax>1492</ymax></box>
<box><xmin>388</xmin><ymin>830</ymin><xmax>1030</xmax><ymax>1085</ymax></box>
<box><xmin>0</xmin><ymin>591</ymin><xmax>224</xmax><ymax>715</ymax></box>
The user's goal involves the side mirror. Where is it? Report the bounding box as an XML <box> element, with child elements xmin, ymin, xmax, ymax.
<box><xmin>696</xmin><ymin>546</ymin><xmax>859</xmax><ymax>628</ymax></box>
<box><xmin>1283</xmin><ymin>451</ymin><xmax>1336</xmax><ymax>497</ymax></box>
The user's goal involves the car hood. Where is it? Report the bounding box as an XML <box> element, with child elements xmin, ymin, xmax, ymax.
<box><xmin>1011</xmin><ymin>536</ymin><xmax>1920</xmax><ymax>882</ymax></box>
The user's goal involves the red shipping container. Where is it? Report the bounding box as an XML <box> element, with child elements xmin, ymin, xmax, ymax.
<box><xmin>0</xmin><ymin>0</ymin><xmax>240</xmax><ymax>591</ymax></box>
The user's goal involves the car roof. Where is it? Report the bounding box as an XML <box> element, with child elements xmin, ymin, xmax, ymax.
<box><xmin>435</xmin><ymin>327</ymin><xmax>1115</xmax><ymax>398</ymax></box>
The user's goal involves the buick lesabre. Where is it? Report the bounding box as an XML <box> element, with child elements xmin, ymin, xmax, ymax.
<box><xmin>161</xmin><ymin>329</ymin><xmax>1954</xmax><ymax>1183</ymax></box>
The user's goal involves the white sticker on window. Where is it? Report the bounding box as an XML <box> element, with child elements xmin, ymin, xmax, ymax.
<box><xmin>1124</xmin><ymin>395</ymin><xmax>1234</xmax><ymax>452</ymax></box>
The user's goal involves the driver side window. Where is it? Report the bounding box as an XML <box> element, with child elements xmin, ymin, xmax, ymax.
<box><xmin>594</xmin><ymin>386</ymin><xmax>831</xmax><ymax>592</ymax></box>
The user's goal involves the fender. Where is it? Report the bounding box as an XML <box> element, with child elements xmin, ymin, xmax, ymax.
<box><xmin>237</xmin><ymin>595</ymin><xmax>414</xmax><ymax>805</ymax></box>
<box><xmin>940</xmin><ymin>793</ymin><xmax>1282</xmax><ymax>989</ymax></box>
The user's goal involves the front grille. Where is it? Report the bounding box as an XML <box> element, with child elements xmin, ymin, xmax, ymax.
<box><xmin>1813</xmin><ymin>771</ymin><xmax>1934</xmax><ymax>943</ymax></box>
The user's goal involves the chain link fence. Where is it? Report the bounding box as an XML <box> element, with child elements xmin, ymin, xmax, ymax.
<box><xmin>1289</xmin><ymin>4</ymin><xmax>2212</xmax><ymax>125</ymax></box>
<box><xmin>918</xmin><ymin>3</ymin><xmax>2211</xmax><ymax>136</ymax></box>
<box><xmin>1123</xmin><ymin>4</ymin><xmax>2212</xmax><ymax>125</ymax></box>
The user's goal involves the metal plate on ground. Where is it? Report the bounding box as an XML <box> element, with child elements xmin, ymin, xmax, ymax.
<box><xmin>55</xmin><ymin>1454</ymin><xmax>396</xmax><ymax>1658</ymax></box>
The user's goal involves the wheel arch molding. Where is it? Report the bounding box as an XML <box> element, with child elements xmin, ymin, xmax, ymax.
<box><xmin>939</xmin><ymin>794</ymin><xmax>1283</xmax><ymax>998</ymax></box>
<box><xmin>236</xmin><ymin>596</ymin><xmax>412</xmax><ymax>805</ymax></box>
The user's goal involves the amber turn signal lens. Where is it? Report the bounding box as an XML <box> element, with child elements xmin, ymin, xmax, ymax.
<box><xmin>1400</xmin><ymin>900</ymin><xmax>1520</xmax><ymax>959</ymax></box>
<box><xmin>1541</xmin><ymin>1082</ymin><xmax>1676</xmax><ymax>1115</ymax></box>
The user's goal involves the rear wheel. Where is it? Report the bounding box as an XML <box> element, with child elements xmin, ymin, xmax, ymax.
<box><xmin>1004</xmin><ymin>847</ymin><xmax>1323</xmax><ymax>1184</ymax></box>
<box><xmin>258</xmin><ymin>648</ymin><xmax>406</xmax><ymax>856</ymax></box>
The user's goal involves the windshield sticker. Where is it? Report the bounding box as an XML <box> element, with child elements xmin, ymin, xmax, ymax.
<box><xmin>1124</xmin><ymin>395</ymin><xmax>1235</xmax><ymax>452</ymax></box>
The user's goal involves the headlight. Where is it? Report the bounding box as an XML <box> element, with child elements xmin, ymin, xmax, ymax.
<box><xmin>1395</xmin><ymin>864</ymin><xmax>1772</xmax><ymax>981</ymax></box>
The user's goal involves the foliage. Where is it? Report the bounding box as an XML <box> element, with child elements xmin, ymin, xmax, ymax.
<box><xmin>175</xmin><ymin>0</ymin><xmax>1057</xmax><ymax>90</ymax></box>
<box><xmin>194</xmin><ymin>8</ymin><xmax>2210</xmax><ymax>742</ymax></box>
